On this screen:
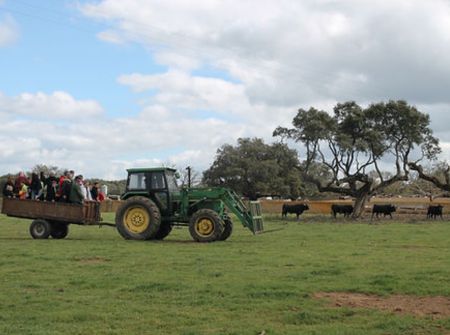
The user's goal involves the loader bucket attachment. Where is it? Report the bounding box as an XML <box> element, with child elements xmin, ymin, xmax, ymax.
<box><xmin>249</xmin><ymin>201</ymin><xmax>264</xmax><ymax>234</ymax></box>
<box><xmin>218</xmin><ymin>188</ymin><xmax>264</xmax><ymax>234</ymax></box>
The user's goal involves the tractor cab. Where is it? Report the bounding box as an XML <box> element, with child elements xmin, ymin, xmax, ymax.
<box><xmin>123</xmin><ymin>167</ymin><xmax>179</xmax><ymax>216</ymax></box>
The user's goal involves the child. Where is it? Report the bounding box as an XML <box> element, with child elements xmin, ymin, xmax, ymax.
<box><xmin>18</xmin><ymin>182</ymin><xmax>28</xmax><ymax>199</ymax></box>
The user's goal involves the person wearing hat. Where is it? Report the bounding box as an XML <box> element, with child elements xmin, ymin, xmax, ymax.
<box><xmin>69</xmin><ymin>175</ymin><xmax>84</xmax><ymax>205</ymax></box>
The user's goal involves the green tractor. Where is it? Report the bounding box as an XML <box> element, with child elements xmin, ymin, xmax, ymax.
<box><xmin>115</xmin><ymin>167</ymin><xmax>264</xmax><ymax>242</ymax></box>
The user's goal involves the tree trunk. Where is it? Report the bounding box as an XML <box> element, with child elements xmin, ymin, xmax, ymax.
<box><xmin>352</xmin><ymin>193</ymin><xmax>369</xmax><ymax>219</ymax></box>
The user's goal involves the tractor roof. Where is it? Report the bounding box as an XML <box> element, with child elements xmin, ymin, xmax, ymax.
<box><xmin>126</xmin><ymin>167</ymin><xmax>177</xmax><ymax>174</ymax></box>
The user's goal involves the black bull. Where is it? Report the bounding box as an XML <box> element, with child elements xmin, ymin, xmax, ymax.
<box><xmin>371</xmin><ymin>204</ymin><xmax>396</xmax><ymax>219</ymax></box>
<box><xmin>282</xmin><ymin>204</ymin><xmax>309</xmax><ymax>219</ymax></box>
<box><xmin>331</xmin><ymin>204</ymin><xmax>354</xmax><ymax>218</ymax></box>
<box><xmin>427</xmin><ymin>205</ymin><xmax>443</xmax><ymax>219</ymax></box>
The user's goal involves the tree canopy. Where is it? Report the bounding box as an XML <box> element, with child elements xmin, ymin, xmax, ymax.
<box><xmin>274</xmin><ymin>100</ymin><xmax>440</xmax><ymax>217</ymax></box>
<box><xmin>202</xmin><ymin>138</ymin><xmax>302</xmax><ymax>200</ymax></box>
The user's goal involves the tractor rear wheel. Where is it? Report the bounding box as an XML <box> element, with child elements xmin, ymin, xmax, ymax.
<box><xmin>50</xmin><ymin>222</ymin><xmax>69</xmax><ymax>239</ymax></box>
<box><xmin>154</xmin><ymin>223</ymin><xmax>173</xmax><ymax>240</ymax></box>
<box><xmin>116</xmin><ymin>197</ymin><xmax>161</xmax><ymax>240</ymax></box>
<box><xmin>30</xmin><ymin>219</ymin><xmax>51</xmax><ymax>239</ymax></box>
<box><xmin>189</xmin><ymin>209</ymin><xmax>224</xmax><ymax>242</ymax></box>
<box><xmin>218</xmin><ymin>219</ymin><xmax>233</xmax><ymax>241</ymax></box>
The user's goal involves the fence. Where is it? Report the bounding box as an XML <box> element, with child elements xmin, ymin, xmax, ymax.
<box><xmin>2</xmin><ymin>197</ymin><xmax>449</xmax><ymax>215</ymax></box>
<box><xmin>259</xmin><ymin>198</ymin><xmax>450</xmax><ymax>215</ymax></box>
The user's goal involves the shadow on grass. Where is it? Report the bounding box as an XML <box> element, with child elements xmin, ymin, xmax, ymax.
<box><xmin>259</xmin><ymin>227</ymin><xmax>287</xmax><ymax>234</ymax></box>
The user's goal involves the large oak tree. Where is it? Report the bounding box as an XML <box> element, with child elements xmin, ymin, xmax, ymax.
<box><xmin>274</xmin><ymin>100</ymin><xmax>440</xmax><ymax>217</ymax></box>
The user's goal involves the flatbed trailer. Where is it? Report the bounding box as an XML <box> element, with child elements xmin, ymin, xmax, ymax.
<box><xmin>1</xmin><ymin>197</ymin><xmax>105</xmax><ymax>239</ymax></box>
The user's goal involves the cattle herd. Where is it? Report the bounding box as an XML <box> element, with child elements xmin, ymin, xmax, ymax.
<box><xmin>281</xmin><ymin>203</ymin><xmax>445</xmax><ymax>220</ymax></box>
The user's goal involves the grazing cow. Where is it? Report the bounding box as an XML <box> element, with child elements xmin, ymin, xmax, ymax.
<box><xmin>331</xmin><ymin>204</ymin><xmax>354</xmax><ymax>218</ymax></box>
<box><xmin>371</xmin><ymin>204</ymin><xmax>396</xmax><ymax>219</ymax></box>
<box><xmin>282</xmin><ymin>203</ymin><xmax>309</xmax><ymax>219</ymax></box>
<box><xmin>427</xmin><ymin>205</ymin><xmax>443</xmax><ymax>219</ymax></box>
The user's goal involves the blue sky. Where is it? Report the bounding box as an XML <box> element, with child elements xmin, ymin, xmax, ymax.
<box><xmin>1</xmin><ymin>0</ymin><xmax>450</xmax><ymax>179</ymax></box>
<box><xmin>0</xmin><ymin>1</ymin><xmax>159</xmax><ymax>117</ymax></box>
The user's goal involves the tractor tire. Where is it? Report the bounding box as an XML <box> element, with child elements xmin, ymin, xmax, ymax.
<box><xmin>189</xmin><ymin>209</ymin><xmax>224</xmax><ymax>243</ymax></box>
<box><xmin>218</xmin><ymin>219</ymin><xmax>233</xmax><ymax>241</ymax></box>
<box><xmin>50</xmin><ymin>222</ymin><xmax>69</xmax><ymax>239</ymax></box>
<box><xmin>115</xmin><ymin>197</ymin><xmax>161</xmax><ymax>240</ymax></box>
<box><xmin>154</xmin><ymin>223</ymin><xmax>173</xmax><ymax>240</ymax></box>
<box><xmin>29</xmin><ymin>219</ymin><xmax>52</xmax><ymax>239</ymax></box>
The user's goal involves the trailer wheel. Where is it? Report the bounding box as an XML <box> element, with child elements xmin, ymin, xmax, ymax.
<box><xmin>29</xmin><ymin>219</ymin><xmax>51</xmax><ymax>239</ymax></box>
<box><xmin>218</xmin><ymin>219</ymin><xmax>233</xmax><ymax>241</ymax></box>
<box><xmin>50</xmin><ymin>223</ymin><xmax>69</xmax><ymax>239</ymax></box>
<box><xmin>116</xmin><ymin>197</ymin><xmax>161</xmax><ymax>240</ymax></box>
<box><xmin>189</xmin><ymin>209</ymin><xmax>224</xmax><ymax>242</ymax></box>
<box><xmin>154</xmin><ymin>223</ymin><xmax>172</xmax><ymax>240</ymax></box>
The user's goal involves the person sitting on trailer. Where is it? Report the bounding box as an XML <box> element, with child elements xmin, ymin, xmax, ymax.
<box><xmin>57</xmin><ymin>170</ymin><xmax>68</xmax><ymax>198</ymax></box>
<box><xmin>14</xmin><ymin>171</ymin><xmax>28</xmax><ymax>196</ymax></box>
<box><xmin>69</xmin><ymin>175</ymin><xmax>85</xmax><ymax>205</ymax></box>
<box><xmin>30</xmin><ymin>172</ymin><xmax>43</xmax><ymax>200</ymax></box>
<box><xmin>45</xmin><ymin>179</ymin><xmax>58</xmax><ymax>202</ymax></box>
<box><xmin>41</xmin><ymin>171</ymin><xmax>57</xmax><ymax>197</ymax></box>
<box><xmin>2</xmin><ymin>176</ymin><xmax>15</xmax><ymax>198</ymax></box>
<box><xmin>82</xmin><ymin>180</ymin><xmax>93</xmax><ymax>201</ymax></box>
<box><xmin>59</xmin><ymin>171</ymin><xmax>73</xmax><ymax>202</ymax></box>
<box><xmin>97</xmin><ymin>189</ymin><xmax>105</xmax><ymax>202</ymax></box>
<box><xmin>18</xmin><ymin>182</ymin><xmax>28</xmax><ymax>199</ymax></box>
<box><xmin>90</xmin><ymin>182</ymin><xmax>99</xmax><ymax>201</ymax></box>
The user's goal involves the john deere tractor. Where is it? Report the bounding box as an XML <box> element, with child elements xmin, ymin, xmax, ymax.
<box><xmin>115</xmin><ymin>167</ymin><xmax>263</xmax><ymax>242</ymax></box>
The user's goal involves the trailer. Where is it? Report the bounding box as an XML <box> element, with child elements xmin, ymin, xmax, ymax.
<box><xmin>1</xmin><ymin>198</ymin><xmax>103</xmax><ymax>239</ymax></box>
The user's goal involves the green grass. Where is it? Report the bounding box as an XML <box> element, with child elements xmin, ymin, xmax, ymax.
<box><xmin>0</xmin><ymin>213</ymin><xmax>449</xmax><ymax>335</ymax></box>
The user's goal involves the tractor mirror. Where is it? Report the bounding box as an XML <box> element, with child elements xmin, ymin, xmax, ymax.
<box><xmin>175</xmin><ymin>172</ymin><xmax>181</xmax><ymax>179</ymax></box>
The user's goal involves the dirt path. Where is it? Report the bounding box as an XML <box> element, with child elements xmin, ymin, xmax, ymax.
<box><xmin>314</xmin><ymin>292</ymin><xmax>450</xmax><ymax>318</ymax></box>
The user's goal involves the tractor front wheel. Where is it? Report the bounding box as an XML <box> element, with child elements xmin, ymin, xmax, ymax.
<box><xmin>189</xmin><ymin>209</ymin><xmax>224</xmax><ymax>242</ymax></box>
<box><xmin>115</xmin><ymin>197</ymin><xmax>161</xmax><ymax>240</ymax></box>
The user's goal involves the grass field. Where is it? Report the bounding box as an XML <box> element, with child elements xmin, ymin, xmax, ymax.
<box><xmin>0</xmin><ymin>213</ymin><xmax>449</xmax><ymax>335</ymax></box>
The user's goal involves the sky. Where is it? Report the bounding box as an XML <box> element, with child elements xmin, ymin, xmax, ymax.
<box><xmin>1</xmin><ymin>0</ymin><xmax>450</xmax><ymax>180</ymax></box>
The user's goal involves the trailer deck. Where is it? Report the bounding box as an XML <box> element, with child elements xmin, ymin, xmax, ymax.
<box><xmin>1</xmin><ymin>198</ymin><xmax>103</xmax><ymax>239</ymax></box>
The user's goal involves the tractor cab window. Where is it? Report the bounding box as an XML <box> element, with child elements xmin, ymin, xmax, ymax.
<box><xmin>150</xmin><ymin>172</ymin><xmax>166</xmax><ymax>190</ymax></box>
<box><xmin>128</xmin><ymin>173</ymin><xmax>146</xmax><ymax>190</ymax></box>
<box><xmin>166</xmin><ymin>171</ymin><xmax>179</xmax><ymax>192</ymax></box>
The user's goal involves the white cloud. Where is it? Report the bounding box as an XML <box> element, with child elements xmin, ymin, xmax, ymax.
<box><xmin>154</xmin><ymin>51</ymin><xmax>200</xmax><ymax>71</ymax></box>
<box><xmin>0</xmin><ymin>13</ymin><xmax>19</xmax><ymax>46</ymax></box>
<box><xmin>79</xmin><ymin>1</ymin><xmax>450</xmax><ymax>165</ymax></box>
<box><xmin>80</xmin><ymin>0</ymin><xmax>450</xmax><ymax>107</ymax></box>
<box><xmin>97</xmin><ymin>30</ymin><xmax>126</xmax><ymax>44</ymax></box>
<box><xmin>0</xmin><ymin>89</ymin><xmax>254</xmax><ymax>179</ymax></box>
<box><xmin>0</xmin><ymin>91</ymin><xmax>104</xmax><ymax>120</ymax></box>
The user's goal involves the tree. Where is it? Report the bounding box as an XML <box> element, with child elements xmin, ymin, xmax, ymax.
<box><xmin>408</xmin><ymin>161</ymin><xmax>450</xmax><ymax>197</ymax></box>
<box><xmin>203</xmin><ymin>138</ymin><xmax>302</xmax><ymax>200</ymax></box>
<box><xmin>274</xmin><ymin>100</ymin><xmax>440</xmax><ymax>217</ymax></box>
<box><xmin>31</xmin><ymin>164</ymin><xmax>66</xmax><ymax>177</ymax></box>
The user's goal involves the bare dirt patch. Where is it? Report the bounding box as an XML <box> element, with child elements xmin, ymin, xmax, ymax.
<box><xmin>314</xmin><ymin>292</ymin><xmax>450</xmax><ymax>318</ymax></box>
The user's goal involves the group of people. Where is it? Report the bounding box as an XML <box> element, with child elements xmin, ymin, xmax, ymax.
<box><xmin>2</xmin><ymin>170</ymin><xmax>105</xmax><ymax>205</ymax></box>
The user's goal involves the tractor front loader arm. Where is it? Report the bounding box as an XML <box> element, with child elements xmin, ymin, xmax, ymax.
<box><xmin>219</xmin><ymin>189</ymin><xmax>264</xmax><ymax>234</ymax></box>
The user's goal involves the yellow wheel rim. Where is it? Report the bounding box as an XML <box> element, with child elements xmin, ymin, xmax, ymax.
<box><xmin>195</xmin><ymin>218</ymin><xmax>214</xmax><ymax>237</ymax></box>
<box><xmin>124</xmin><ymin>207</ymin><xmax>150</xmax><ymax>234</ymax></box>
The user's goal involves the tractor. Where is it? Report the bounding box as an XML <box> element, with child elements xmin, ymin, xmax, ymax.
<box><xmin>115</xmin><ymin>167</ymin><xmax>264</xmax><ymax>242</ymax></box>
